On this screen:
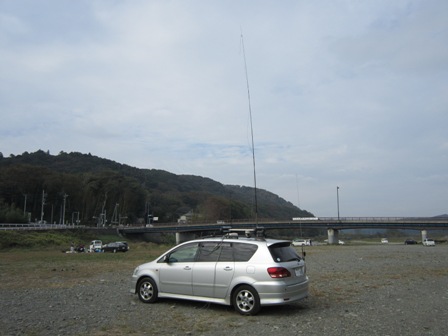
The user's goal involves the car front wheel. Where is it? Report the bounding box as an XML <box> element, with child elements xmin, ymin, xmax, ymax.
<box><xmin>232</xmin><ymin>285</ymin><xmax>260</xmax><ymax>315</ymax></box>
<box><xmin>137</xmin><ymin>277</ymin><xmax>158</xmax><ymax>303</ymax></box>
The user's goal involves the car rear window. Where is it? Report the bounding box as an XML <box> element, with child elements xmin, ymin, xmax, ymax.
<box><xmin>269</xmin><ymin>242</ymin><xmax>301</xmax><ymax>263</ymax></box>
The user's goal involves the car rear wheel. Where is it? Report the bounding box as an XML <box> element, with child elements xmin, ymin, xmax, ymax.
<box><xmin>232</xmin><ymin>285</ymin><xmax>260</xmax><ymax>315</ymax></box>
<box><xmin>137</xmin><ymin>277</ymin><xmax>158</xmax><ymax>303</ymax></box>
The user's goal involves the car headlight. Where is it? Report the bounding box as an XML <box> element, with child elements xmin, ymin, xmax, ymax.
<box><xmin>132</xmin><ymin>266</ymin><xmax>140</xmax><ymax>276</ymax></box>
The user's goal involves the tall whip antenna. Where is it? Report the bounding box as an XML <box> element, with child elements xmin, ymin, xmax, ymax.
<box><xmin>240</xmin><ymin>32</ymin><xmax>258</xmax><ymax>223</ymax></box>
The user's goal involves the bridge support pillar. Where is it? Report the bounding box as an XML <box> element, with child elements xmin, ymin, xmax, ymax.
<box><xmin>327</xmin><ymin>229</ymin><xmax>339</xmax><ymax>245</ymax></box>
<box><xmin>421</xmin><ymin>230</ymin><xmax>428</xmax><ymax>242</ymax></box>
<box><xmin>176</xmin><ymin>232</ymin><xmax>196</xmax><ymax>244</ymax></box>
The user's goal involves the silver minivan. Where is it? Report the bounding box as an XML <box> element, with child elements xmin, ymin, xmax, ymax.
<box><xmin>130</xmin><ymin>231</ymin><xmax>309</xmax><ymax>315</ymax></box>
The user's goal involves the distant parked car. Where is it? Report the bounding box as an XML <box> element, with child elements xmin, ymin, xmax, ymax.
<box><xmin>323</xmin><ymin>239</ymin><xmax>345</xmax><ymax>245</ymax></box>
<box><xmin>422</xmin><ymin>238</ymin><xmax>435</xmax><ymax>246</ymax></box>
<box><xmin>404</xmin><ymin>239</ymin><xmax>418</xmax><ymax>245</ymax></box>
<box><xmin>292</xmin><ymin>239</ymin><xmax>311</xmax><ymax>246</ymax></box>
<box><xmin>89</xmin><ymin>240</ymin><xmax>103</xmax><ymax>252</ymax></box>
<box><xmin>103</xmin><ymin>242</ymin><xmax>129</xmax><ymax>253</ymax></box>
<box><xmin>381</xmin><ymin>238</ymin><xmax>389</xmax><ymax>244</ymax></box>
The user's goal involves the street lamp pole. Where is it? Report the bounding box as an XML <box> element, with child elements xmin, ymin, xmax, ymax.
<box><xmin>337</xmin><ymin>186</ymin><xmax>340</xmax><ymax>221</ymax></box>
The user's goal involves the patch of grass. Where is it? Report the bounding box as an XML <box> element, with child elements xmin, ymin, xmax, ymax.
<box><xmin>0</xmin><ymin>229</ymin><xmax>150</xmax><ymax>251</ymax></box>
<box><xmin>0</xmin><ymin>230</ymin><xmax>98</xmax><ymax>250</ymax></box>
<box><xmin>0</xmin><ymin>230</ymin><xmax>67</xmax><ymax>249</ymax></box>
<box><xmin>0</xmin><ymin>241</ymin><xmax>169</xmax><ymax>290</ymax></box>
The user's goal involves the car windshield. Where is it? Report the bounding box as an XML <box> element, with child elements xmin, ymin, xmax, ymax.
<box><xmin>269</xmin><ymin>242</ymin><xmax>301</xmax><ymax>263</ymax></box>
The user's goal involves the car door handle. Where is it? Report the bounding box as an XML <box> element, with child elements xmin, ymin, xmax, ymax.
<box><xmin>223</xmin><ymin>266</ymin><xmax>233</xmax><ymax>271</ymax></box>
<box><xmin>183</xmin><ymin>266</ymin><xmax>192</xmax><ymax>270</ymax></box>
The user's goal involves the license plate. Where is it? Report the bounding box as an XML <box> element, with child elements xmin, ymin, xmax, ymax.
<box><xmin>294</xmin><ymin>267</ymin><xmax>303</xmax><ymax>276</ymax></box>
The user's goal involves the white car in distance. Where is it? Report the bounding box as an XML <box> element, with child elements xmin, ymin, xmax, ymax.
<box><xmin>422</xmin><ymin>238</ymin><xmax>435</xmax><ymax>246</ymax></box>
<box><xmin>292</xmin><ymin>239</ymin><xmax>311</xmax><ymax>246</ymax></box>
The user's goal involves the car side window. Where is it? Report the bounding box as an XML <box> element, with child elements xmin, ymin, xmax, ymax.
<box><xmin>196</xmin><ymin>242</ymin><xmax>221</xmax><ymax>262</ymax></box>
<box><xmin>218</xmin><ymin>243</ymin><xmax>234</xmax><ymax>262</ymax></box>
<box><xmin>167</xmin><ymin>243</ymin><xmax>198</xmax><ymax>263</ymax></box>
<box><xmin>233</xmin><ymin>243</ymin><xmax>258</xmax><ymax>262</ymax></box>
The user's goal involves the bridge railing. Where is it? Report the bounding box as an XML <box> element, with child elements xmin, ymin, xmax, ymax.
<box><xmin>317</xmin><ymin>217</ymin><xmax>447</xmax><ymax>223</ymax></box>
<box><xmin>0</xmin><ymin>223</ymin><xmax>85</xmax><ymax>230</ymax></box>
<box><xmin>317</xmin><ymin>217</ymin><xmax>408</xmax><ymax>222</ymax></box>
<box><xmin>2</xmin><ymin>217</ymin><xmax>447</xmax><ymax>231</ymax></box>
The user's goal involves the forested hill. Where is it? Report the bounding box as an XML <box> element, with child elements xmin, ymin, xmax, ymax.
<box><xmin>0</xmin><ymin>150</ymin><xmax>313</xmax><ymax>225</ymax></box>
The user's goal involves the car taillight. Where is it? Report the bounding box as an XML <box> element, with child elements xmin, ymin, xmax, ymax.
<box><xmin>267</xmin><ymin>267</ymin><xmax>291</xmax><ymax>278</ymax></box>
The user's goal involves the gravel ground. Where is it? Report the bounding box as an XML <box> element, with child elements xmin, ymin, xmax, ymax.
<box><xmin>1</xmin><ymin>243</ymin><xmax>447</xmax><ymax>336</ymax></box>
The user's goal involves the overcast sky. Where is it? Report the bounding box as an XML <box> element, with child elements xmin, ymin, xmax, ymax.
<box><xmin>1</xmin><ymin>0</ymin><xmax>447</xmax><ymax>217</ymax></box>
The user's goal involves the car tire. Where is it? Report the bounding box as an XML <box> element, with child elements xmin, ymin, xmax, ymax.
<box><xmin>113</xmin><ymin>249</ymin><xmax>117</xmax><ymax>253</ymax></box>
<box><xmin>137</xmin><ymin>277</ymin><xmax>158</xmax><ymax>303</ymax></box>
<box><xmin>232</xmin><ymin>285</ymin><xmax>260</xmax><ymax>315</ymax></box>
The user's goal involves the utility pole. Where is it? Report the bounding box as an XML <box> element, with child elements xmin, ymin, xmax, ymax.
<box><xmin>62</xmin><ymin>193</ymin><xmax>68</xmax><ymax>225</ymax></box>
<box><xmin>111</xmin><ymin>203</ymin><xmax>119</xmax><ymax>225</ymax></box>
<box><xmin>40</xmin><ymin>190</ymin><xmax>46</xmax><ymax>224</ymax></box>
<box><xmin>71</xmin><ymin>211</ymin><xmax>80</xmax><ymax>226</ymax></box>
<box><xmin>98</xmin><ymin>192</ymin><xmax>107</xmax><ymax>227</ymax></box>
<box><xmin>296</xmin><ymin>174</ymin><xmax>302</xmax><ymax>237</ymax></box>
<box><xmin>23</xmin><ymin>194</ymin><xmax>27</xmax><ymax>216</ymax></box>
<box><xmin>337</xmin><ymin>186</ymin><xmax>340</xmax><ymax>221</ymax></box>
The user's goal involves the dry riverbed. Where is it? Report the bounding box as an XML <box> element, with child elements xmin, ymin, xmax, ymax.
<box><xmin>1</xmin><ymin>243</ymin><xmax>447</xmax><ymax>335</ymax></box>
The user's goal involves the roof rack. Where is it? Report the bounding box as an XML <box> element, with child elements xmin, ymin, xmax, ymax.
<box><xmin>220</xmin><ymin>226</ymin><xmax>266</xmax><ymax>239</ymax></box>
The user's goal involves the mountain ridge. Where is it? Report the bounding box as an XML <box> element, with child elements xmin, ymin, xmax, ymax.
<box><xmin>0</xmin><ymin>150</ymin><xmax>314</xmax><ymax>225</ymax></box>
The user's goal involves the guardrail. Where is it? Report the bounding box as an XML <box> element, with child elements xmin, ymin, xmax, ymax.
<box><xmin>2</xmin><ymin>216</ymin><xmax>448</xmax><ymax>231</ymax></box>
<box><xmin>0</xmin><ymin>223</ymin><xmax>86</xmax><ymax>230</ymax></box>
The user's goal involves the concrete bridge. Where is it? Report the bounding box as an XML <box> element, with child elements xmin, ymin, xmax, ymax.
<box><xmin>117</xmin><ymin>217</ymin><xmax>448</xmax><ymax>244</ymax></box>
